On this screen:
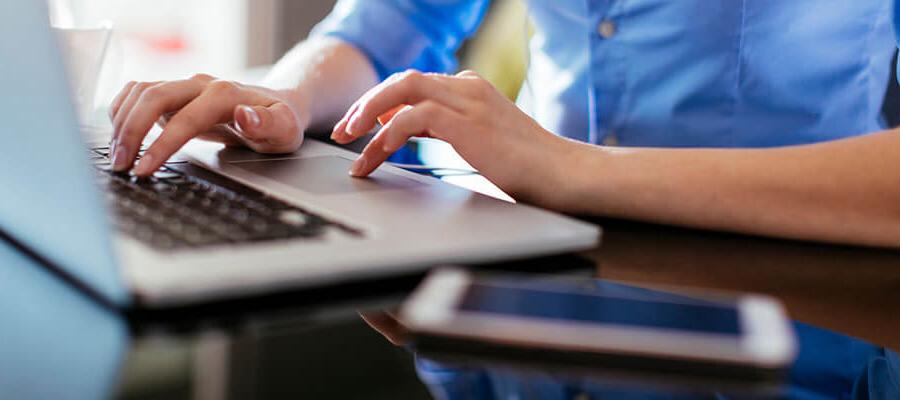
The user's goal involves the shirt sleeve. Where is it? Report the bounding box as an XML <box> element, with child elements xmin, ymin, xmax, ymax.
<box><xmin>310</xmin><ymin>0</ymin><xmax>490</xmax><ymax>80</ymax></box>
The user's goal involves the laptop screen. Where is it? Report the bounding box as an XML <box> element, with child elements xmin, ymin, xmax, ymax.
<box><xmin>0</xmin><ymin>0</ymin><xmax>127</xmax><ymax>305</ymax></box>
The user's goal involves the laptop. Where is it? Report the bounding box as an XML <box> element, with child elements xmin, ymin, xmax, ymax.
<box><xmin>0</xmin><ymin>1</ymin><xmax>600</xmax><ymax>308</ymax></box>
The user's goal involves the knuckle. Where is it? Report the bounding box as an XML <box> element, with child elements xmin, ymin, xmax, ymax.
<box><xmin>473</xmin><ymin>75</ymin><xmax>492</xmax><ymax>89</ymax></box>
<box><xmin>190</xmin><ymin>73</ymin><xmax>215</xmax><ymax>82</ymax></box>
<box><xmin>206</xmin><ymin>79</ymin><xmax>240</xmax><ymax>96</ymax></box>
<box><xmin>418</xmin><ymin>100</ymin><xmax>440</xmax><ymax>113</ymax></box>
<box><xmin>397</xmin><ymin>69</ymin><xmax>424</xmax><ymax>86</ymax></box>
<box><xmin>469</xmin><ymin>78</ymin><xmax>493</xmax><ymax>97</ymax></box>
<box><xmin>134</xmin><ymin>81</ymin><xmax>154</xmax><ymax>92</ymax></box>
<box><xmin>389</xmin><ymin>69</ymin><xmax>418</xmax><ymax>82</ymax></box>
<box><xmin>138</xmin><ymin>85</ymin><xmax>164</xmax><ymax>103</ymax></box>
<box><xmin>123</xmin><ymin>81</ymin><xmax>138</xmax><ymax>91</ymax></box>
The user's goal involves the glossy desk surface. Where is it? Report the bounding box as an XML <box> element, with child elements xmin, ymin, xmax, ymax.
<box><xmin>1</xmin><ymin>138</ymin><xmax>898</xmax><ymax>399</ymax></box>
<box><xmin>2</xmin><ymin>213</ymin><xmax>898</xmax><ymax>399</ymax></box>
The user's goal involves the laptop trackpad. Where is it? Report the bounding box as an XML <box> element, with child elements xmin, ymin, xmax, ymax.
<box><xmin>232</xmin><ymin>156</ymin><xmax>425</xmax><ymax>195</ymax></box>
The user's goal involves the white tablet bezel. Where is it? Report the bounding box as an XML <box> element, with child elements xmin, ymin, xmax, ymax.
<box><xmin>401</xmin><ymin>269</ymin><xmax>797</xmax><ymax>368</ymax></box>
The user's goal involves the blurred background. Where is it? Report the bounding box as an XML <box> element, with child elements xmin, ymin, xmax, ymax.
<box><xmin>48</xmin><ymin>0</ymin><xmax>530</xmax><ymax>117</ymax></box>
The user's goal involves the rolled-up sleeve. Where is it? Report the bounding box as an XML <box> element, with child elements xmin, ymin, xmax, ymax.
<box><xmin>311</xmin><ymin>0</ymin><xmax>490</xmax><ymax>80</ymax></box>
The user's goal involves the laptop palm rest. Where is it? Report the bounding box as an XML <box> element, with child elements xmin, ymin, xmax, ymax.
<box><xmin>231</xmin><ymin>156</ymin><xmax>425</xmax><ymax>195</ymax></box>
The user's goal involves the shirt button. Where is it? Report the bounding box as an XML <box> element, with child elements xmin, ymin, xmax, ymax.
<box><xmin>573</xmin><ymin>392</ymin><xmax>591</xmax><ymax>400</ymax></box>
<box><xmin>598</xmin><ymin>20</ymin><xmax>616</xmax><ymax>38</ymax></box>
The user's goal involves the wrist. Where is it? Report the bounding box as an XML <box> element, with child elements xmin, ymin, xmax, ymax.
<box><xmin>516</xmin><ymin>132</ymin><xmax>588</xmax><ymax>212</ymax></box>
<box><xmin>539</xmin><ymin>137</ymin><xmax>617</xmax><ymax>215</ymax></box>
<box><xmin>279</xmin><ymin>86</ymin><xmax>313</xmax><ymax>132</ymax></box>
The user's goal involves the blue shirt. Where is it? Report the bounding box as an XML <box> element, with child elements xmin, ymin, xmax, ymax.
<box><xmin>312</xmin><ymin>0</ymin><xmax>896</xmax><ymax>148</ymax></box>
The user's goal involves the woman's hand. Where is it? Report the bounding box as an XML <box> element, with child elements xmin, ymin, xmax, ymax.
<box><xmin>331</xmin><ymin>70</ymin><xmax>575</xmax><ymax>207</ymax></box>
<box><xmin>108</xmin><ymin>73</ymin><xmax>308</xmax><ymax>176</ymax></box>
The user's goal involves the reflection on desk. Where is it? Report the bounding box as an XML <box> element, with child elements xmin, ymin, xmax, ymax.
<box><xmin>389</xmin><ymin>279</ymin><xmax>899</xmax><ymax>400</ymax></box>
<box><xmin>2</xmin><ymin>191</ymin><xmax>900</xmax><ymax>399</ymax></box>
<box><xmin>414</xmin><ymin>321</ymin><xmax>899</xmax><ymax>400</ymax></box>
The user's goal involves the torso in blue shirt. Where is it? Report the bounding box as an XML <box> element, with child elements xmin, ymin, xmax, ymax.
<box><xmin>314</xmin><ymin>0</ymin><xmax>895</xmax><ymax>147</ymax></box>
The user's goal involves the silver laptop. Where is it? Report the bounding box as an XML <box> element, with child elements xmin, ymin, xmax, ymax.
<box><xmin>0</xmin><ymin>1</ymin><xmax>600</xmax><ymax>308</ymax></box>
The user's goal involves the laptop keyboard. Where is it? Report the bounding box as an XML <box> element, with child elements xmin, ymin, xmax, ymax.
<box><xmin>90</xmin><ymin>146</ymin><xmax>359</xmax><ymax>250</ymax></box>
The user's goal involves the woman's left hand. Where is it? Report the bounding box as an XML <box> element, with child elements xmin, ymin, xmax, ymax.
<box><xmin>331</xmin><ymin>70</ymin><xmax>575</xmax><ymax>207</ymax></box>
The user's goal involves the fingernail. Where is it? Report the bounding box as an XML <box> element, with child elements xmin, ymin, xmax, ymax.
<box><xmin>349</xmin><ymin>155</ymin><xmax>367</xmax><ymax>176</ymax></box>
<box><xmin>240</xmin><ymin>105</ymin><xmax>260</xmax><ymax>128</ymax></box>
<box><xmin>111</xmin><ymin>145</ymin><xmax>129</xmax><ymax>171</ymax></box>
<box><xmin>330</xmin><ymin>123</ymin><xmax>342</xmax><ymax>140</ymax></box>
<box><xmin>333</xmin><ymin>114</ymin><xmax>347</xmax><ymax>133</ymax></box>
<box><xmin>133</xmin><ymin>153</ymin><xmax>156</xmax><ymax>176</ymax></box>
<box><xmin>109</xmin><ymin>138</ymin><xmax>118</xmax><ymax>155</ymax></box>
<box><xmin>347</xmin><ymin>116</ymin><xmax>362</xmax><ymax>137</ymax></box>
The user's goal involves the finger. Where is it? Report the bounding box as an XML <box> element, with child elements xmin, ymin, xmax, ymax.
<box><xmin>350</xmin><ymin>101</ymin><xmax>458</xmax><ymax>177</ymax></box>
<box><xmin>108</xmin><ymin>81</ymin><xmax>137</xmax><ymax>123</ymax></box>
<box><xmin>332</xmin><ymin>72</ymin><xmax>424</xmax><ymax>143</ymax></box>
<box><xmin>112</xmin><ymin>81</ymin><xmax>160</xmax><ymax>137</ymax></box>
<box><xmin>348</xmin><ymin>131</ymin><xmax>392</xmax><ymax>177</ymax></box>
<box><xmin>377</xmin><ymin>104</ymin><xmax>409</xmax><ymax>125</ymax></box>
<box><xmin>330</xmin><ymin>101</ymin><xmax>361</xmax><ymax>144</ymax></box>
<box><xmin>132</xmin><ymin>81</ymin><xmax>265</xmax><ymax>176</ymax></box>
<box><xmin>343</xmin><ymin>70</ymin><xmax>463</xmax><ymax>138</ymax></box>
<box><xmin>111</xmin><ymin>82</ymin><xmax>153</xmax><ymax>139</ymax></box>
<box><xmin>358</xmin><ymin>311</ymin><xmax>408</xmax><ymax>346</ymax></box>
<box><xmin>233</xmin><ymin>102</ymin><xmax>302</xmax><ymax>153</ymax></box>
<box><xmin>380</xmin><ymin>101</ymin><xmax>459</xmax><ymax>152</ymax></box>
<box><xmin>112</xmin><ymin>79</ymin><xmax>206</xmax><ymax>170</ymax></box>
<box><xmin>333</xmin><ymin>104</ymin><xmax>409</xmax><ymax>145</ymax></box>
<box><xmin>109</xmin><ymin>81</ymin><xmax>159</xmax><ymax>170</ymax></box>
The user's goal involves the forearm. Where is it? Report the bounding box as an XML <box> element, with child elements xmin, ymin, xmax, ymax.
<box><xmin>552</xmin><ymin>129</ymin><xmax>900</xmax><ymax>247</ymax></box>
<box><xmin>263</xmin><ymin>36</ymin><xmax>378</xmax><ymax>133</ymax></box>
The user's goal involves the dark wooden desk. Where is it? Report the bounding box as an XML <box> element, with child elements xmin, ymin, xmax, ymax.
<box><xmin>587</xmin><ymin>219</ymin><xmax>900</xmax><ymax>350</ymax></box>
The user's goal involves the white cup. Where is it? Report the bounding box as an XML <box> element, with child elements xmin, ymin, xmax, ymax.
<box><xmin>53</xmin><ymin>22</ymin><xmax>112</xmax><ymax>126</ymax></box>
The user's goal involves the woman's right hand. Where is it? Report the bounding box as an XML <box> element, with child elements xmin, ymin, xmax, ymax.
<box><xmin>108</xmin><ymin>73</ymin><xmax>308</xmax><ymax>177</ymax></box>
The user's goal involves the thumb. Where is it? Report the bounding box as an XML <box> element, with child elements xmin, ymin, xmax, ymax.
<box><xmin>234</xmin><ymin>103</ymin><xmax>303</xmax><ymax>153</ymax></box>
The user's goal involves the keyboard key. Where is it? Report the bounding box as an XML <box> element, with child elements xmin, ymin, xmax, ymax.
<box><xmin>90</xmin><ymin>147</ymin><xmax>351</xmax><ymax>250</ymax></box>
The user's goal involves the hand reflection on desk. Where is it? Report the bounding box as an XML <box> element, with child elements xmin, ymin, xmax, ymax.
<box><xmin>362</xmin><ymin>291</ymin><xmax>899</xmax><ymax>400</ymax></box>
